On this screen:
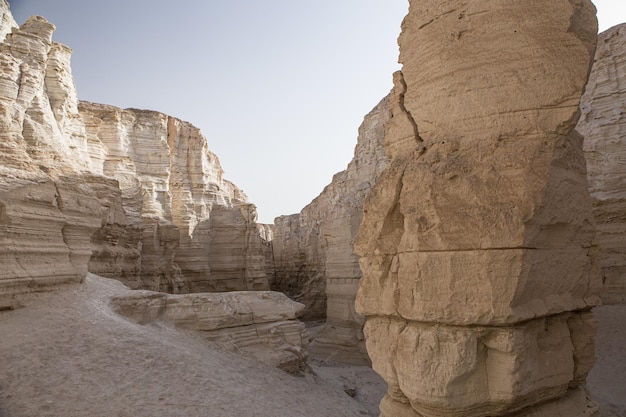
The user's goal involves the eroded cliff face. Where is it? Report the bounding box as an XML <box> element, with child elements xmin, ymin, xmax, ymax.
<box><xmin>0</xmin><ymin>11</ymin><xmax>106</xmax><ymax>305</ymax></box>
<box><xmin>79</xmin><ymin>103</ymin><xmax>271</xmax><ymax>293</ymax></box>
<box><xmin>577</xmin><ymin>23</ymin><xmax>626</xmax><ymax>305</ymax></box>
<box><xmin>355</xmin><ymin>1</ymin><xmax>601</xmax><ymax>416</ymax></box>
<box><xmin>0</xmin><ymin>2</ymin><xmax>270</xmax><ymax>304</ymax></box>
<box><xmin>270</xmin><ymin>20</ymin><xmax>626</xmax><ymax>369</ymax></box>
<box><xmin>272</xmin><ymin>97</ymin><xmax>390</xmax><ymax>362</ymax></box>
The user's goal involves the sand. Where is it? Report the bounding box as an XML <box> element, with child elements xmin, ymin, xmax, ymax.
<box><xmin>0</xmin><ymin>274</ymin><xmax>623</xmax><ymax>417</ymax></box>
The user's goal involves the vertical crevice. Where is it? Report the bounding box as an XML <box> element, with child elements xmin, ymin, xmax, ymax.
<box><xmin>396</xmin><ymin>70</ymin><xmax>422</xmax><ymax>144</ymax></box>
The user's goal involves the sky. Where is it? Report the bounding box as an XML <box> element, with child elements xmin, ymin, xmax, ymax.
<box><xmin>8</xmin><ymin>1</ymin><xmax>626</xmax><ymax>224</ymax></box>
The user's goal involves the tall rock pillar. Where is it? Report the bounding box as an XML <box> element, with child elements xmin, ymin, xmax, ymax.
<box><xmin>355</xmin><ymin>1</ymin><xmax>602</xmax><ymax>416</ymax></box>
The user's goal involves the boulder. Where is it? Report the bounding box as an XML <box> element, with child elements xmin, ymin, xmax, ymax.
<box><xmin>110</xmin><ymin>287</ymin><xmax>309</xmax><ymax>372</ymax></box>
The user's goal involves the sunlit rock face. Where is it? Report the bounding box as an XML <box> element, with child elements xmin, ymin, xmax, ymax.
<box><xmin>577</xmin><ymin>23</ymin><xmax>626</xmax><ymax>305</ymax></box>
<box><xmin>0</xmin><ymin>1</ymin><xmax>270</xmax><ymax>304</ymax></box>
<box><xmin>79</xmin><ymin>103</ymin><xmax>272</xmax><ymax>293</ymax></box>
<box><xmin>0</xmin><ymin>10</ymin><xmax>104</xmax><ymax>304</ymax></box>
<box><xmin>356</xmin><ymin>1</ymin><xmax>601</xmax><ymax>416</ymax></box>
<box><xmin>271</xmin><ymin>97</ymin><xmax>390</xmax><ymax>363</ymax></box>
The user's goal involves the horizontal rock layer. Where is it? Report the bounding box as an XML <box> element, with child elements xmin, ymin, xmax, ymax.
<box><xmin>367</xmin><ymin>312</ymin><xmax>596</xmax><ymax>417</ymax></box>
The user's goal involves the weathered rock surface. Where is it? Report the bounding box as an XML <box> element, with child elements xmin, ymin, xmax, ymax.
<box><xmin>0</xmin><ymin>1</ymin><xmax>271</xmax><ymax>303</ymax></box>
<box><xmin>0</xmin><ymin>9</ymin><xmax>104</xmax><ymax>305</ymax></box>
<box><xmin>356</xmin><ymin>1</ymin><xmax>601</xmax><ymax>416</ymax></box>
<box><xmin>110</xmin><ymin>282</ymin><xmax>308</xmax><ymax>372</ymax></box>
<box><xmin>0</xmin><ymin>0</ymin><xmax>15</xmax><ymax>41</ymax></box>
<box><xmin>79</xmin><ymin>102</ymin><xmax>272</xmax><ymax>293</ymax></box>
<box><xmin>577</xmin><ymin>23</ymin><xmax>626</xmax><ymax>304</ymax></box>
<box><xmin>272</xmin><ymin>97</ymin><xmax>390</xmax><ymax>363</ymax></box>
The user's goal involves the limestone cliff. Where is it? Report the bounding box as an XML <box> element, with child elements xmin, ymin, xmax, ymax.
<box><xmin>356</xmin><ymin>1</ymin><xmax>601</xmax><ymax>416</ymax></box>
<box><xmin>0</xmin><ymin>11</ymin><xmax>106</xmax><ymax>305</ymax></box>
<box><xmin>79</xmin><ymin>103</ymin><xmax>271</xmax><ymax>293</ymax></box>
<box><xmin>0</xmin><ymin>2</ymin><xmax>270</xmax><ymax>304</ymax></box>
<box><xmin>577</xmin><ymin>23</ymin><xmax>626</xmax><ymax>304</ymax></box>
<box><xmin>272</xmin><ymin>97</ymin><xmax>390</xmax><ymax>363</ymax></box>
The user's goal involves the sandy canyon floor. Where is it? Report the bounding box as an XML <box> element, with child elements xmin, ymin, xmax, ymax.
<box><xmin>0</xmin><ymin>275</ymin><xmax>623</xmax><ymax>417</ymax></box>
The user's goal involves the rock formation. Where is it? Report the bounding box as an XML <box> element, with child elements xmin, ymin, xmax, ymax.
<box><xmin>79</xmin><ymin>102</ymin><xmax>272</xmax><ymax>293</ymax></box>
<box><xmin>0</xmin><ymin>0</ymin><xmax>272</xmax><ymax>304</ymax></box>
<box><xmin>109</xmin><ymin>280</ymin><xmax>308</xmax><ymax>372</ymax></box>
<box><xmin>271</xmin><ymin>20</ymin><xmax>626</xmax><ymax>367</ymax></box>
<box><xmin>272</xmin><ymin>97</ymin><xmax>390</xmax><ymax>363</ymax></box>
<box><xmin>577</xmin><ymin>23</ymin><xmax>626</xmax><ymax>304</ymax></box>
<box><xmin>355</xmin><ymin>1</ymin><xmax>601</xmax><ymax>416</ymax></box>
<box><xmin>0</xmin><ymin>11</ymin><xmax>105</xmax><ymax>307</ymax></box>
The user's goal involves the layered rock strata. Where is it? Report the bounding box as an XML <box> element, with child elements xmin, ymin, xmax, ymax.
<box><xmin>272</xmin><ymin>97</ymin><xmax>390</xmax><ymax>363</ymax></box>
<box><xmin>79</xmin><ymin>103</ymin><xmax>271</xmax><ymax>293</ymax></box>
<box><xmin>0</xmin><ymin>11</ymin><xmax>105</xmax><ymax>307</ymax></box>
<box><xmin>355</xmin><ymin>1</ymin><xmax>601</xmax><ymax>416</ymax></box>
<box><xmin>109</xmin><ymin>283</ymin><xmax>308</xmax><ymax>372</ymax></box>
<box><xmin>577</xmin><ymin>23</ymin><xmax>626</xmax><ymax>304</ymax></box>
<box><xmin>0</xmin><ymin>1</ymin><xmax>271</xmax><ymax>303</ymax></box>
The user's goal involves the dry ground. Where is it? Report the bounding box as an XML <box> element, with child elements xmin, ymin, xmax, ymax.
<box><xmin>0</xmin><ymin>274</ymin><xmax>624</xmax><ymax>417</ymax></box>
<box><xmin>0</xmin><ymin>275</ymin><xmax>378</xmax><ymax>417</ymax></box>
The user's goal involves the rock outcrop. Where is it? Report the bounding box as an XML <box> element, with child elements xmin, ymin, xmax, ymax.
<box><xmin>272</xmin><ymin>97</ymin><xmax>390</xmax><ymax>363</ymax></box>
<box><xmin>577</xmin><ymin>23</ymin><xmax>626</xmax><ymax>304</ymax></box>
<box><xmin>356</xmin><ymin>1</ymin><xmax>601</xmax><ymax>416</ymax></box>
<box><xmin>110</xmin><ymin>281</ymin><xmax>308</xmax><ymax>373</ymax></box>
<box><xmin>272</xmin><ymin>21</ymin><xmax>626</xmax><ymax>366</ymax></box>
<box><xmin>0</xmin><ymin>1</ymin><xmax>271</xmax><ymax>304</ymax></box>
<box><xmin>79</xmin><ymin>102</ymin><xmax>272</xmax><ymax>293</ymax></box>
<box><xmin>0</xmin><ymin>10</ymin><xmax>105</xmax><ymax>306</ymax></box>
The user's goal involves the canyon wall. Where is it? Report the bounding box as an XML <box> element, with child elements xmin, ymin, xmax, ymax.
<box><xmin>0</xmin><ymin>12</ymin><xmax>104</xmax><ymax>307</ymax></box>
<box><xmin>355</xmin><ymin>1</ymin><xmax>601</xmax><ymax>416</ymax></box>
<box><xmin>0</xmin><ymin>2</ymin><xmax>271</xmax><ymax>306</ymax></box>
<box><xmin>577</xmin><ymin>23</ymin><xmax>626</xmax><ymax>304</ymax></box>
<box><xmin>79</xmin><ymin>102</ymin><xmax>272</xmax><ymax>293</ymax></box>
<box><xmin>272</xmin><ymin>97</ymin><xmax>390</xmax><ymax>363</ymax></box>
<box><xmin>271</xmin><ymin>21</ymin><xmax>626</xmax><ymax>368</ymax></box>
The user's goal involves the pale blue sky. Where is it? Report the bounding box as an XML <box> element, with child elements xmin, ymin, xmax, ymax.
<box><xmin>9</xmin><ymin>1</ymin><xmax>626</xmax><ymax>223</ymax></box>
